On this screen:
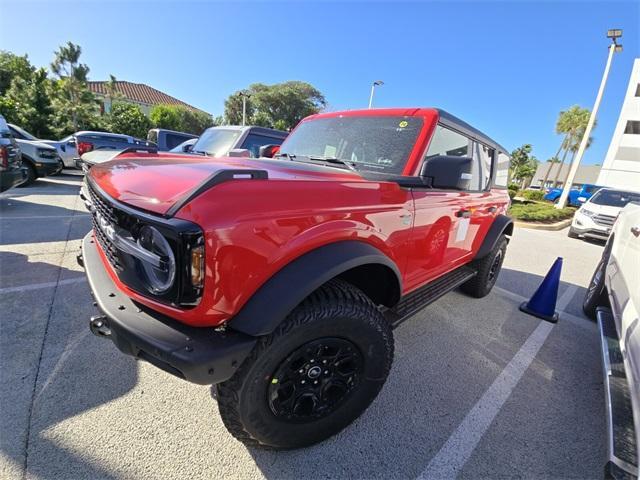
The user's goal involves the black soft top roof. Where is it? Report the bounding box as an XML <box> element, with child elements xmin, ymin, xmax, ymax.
<box><xmin>436</xmin><ymin>109</ymin><xmax>509</xmax><ymax>155</ymax></box>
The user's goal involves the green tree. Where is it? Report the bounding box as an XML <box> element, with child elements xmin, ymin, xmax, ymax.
<box><xmin>50</xmin><ymin>42</ymin><xmax>99</xmax><ymax>132</ymax></box>
<box><xmin>224</xmin><ymin>81</ymin><xmax>326</xmax><ymax>130</ymax></box>
<box><xmin>3</xmin><ymin>68</ymin><xmax>55</xmax><ymax>138</ymax></box>
<box><xmin>509</xmin><ymin>144</ymin><xmax>538</xmax><ymax>188</ymax></box>
<box><xmin>0</xmin><ymin>51</ymin><xmax>34</xmax><ymax>94</ymax></box>
<box><xmin>551</xmin><ymin>106</ymin><xmax>593</xmax><ymax>187</ymax></box>
<box><xmin>150</xmin><ymin>104</ymin><xmax>213</xmax><ymax>134</ymax></box>
<box><xmin>150</xmin><ymin>104</ymin><xmax>182</xmax><ymax>131</ymax></box>
<box><xmin>109</xmin><ymin>102</ymin><xmax>152</xmax><ymax>138</ymax></box>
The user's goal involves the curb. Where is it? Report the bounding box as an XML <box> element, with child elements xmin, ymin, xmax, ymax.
<box><xmin>513</xmin><ymin>218</ymin><xmax>572</xmax><ymax>231</ymax></box>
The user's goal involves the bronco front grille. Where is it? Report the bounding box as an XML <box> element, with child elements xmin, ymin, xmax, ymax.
<box><xmin>87</xmin><ymin>182</ymin><xmax>123</xmax><ymax>271</ymax></box>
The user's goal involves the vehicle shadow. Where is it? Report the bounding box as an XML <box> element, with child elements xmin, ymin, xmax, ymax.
<box><xmin>1</xmin><ymin>176</ymin><xmax>83</xmax><ymax>197</ymax></box>
<box><xmin>0</xmin><ymin>198</ymin><xmax>91</xmax><ymax>246</ymax></box>
<box><xmin>1</xmin><ymin>253</ymin><xmax>137</xmax><ymax>479</ymax></box>
<box><xmin>235</xmin><ymin>269</ymin><xmax>603</xmax><ymax>479</ymax></box>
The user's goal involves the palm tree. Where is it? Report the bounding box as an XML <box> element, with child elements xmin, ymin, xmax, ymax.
<box><xmin>551</xmin><ymin>106</ymin><xmax>593</xmax><ymax>187</ymax></box>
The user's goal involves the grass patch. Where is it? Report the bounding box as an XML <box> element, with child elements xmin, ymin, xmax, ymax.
<box><xmin>508</xmin><ymin>201</ymin><xmax>575</xmax><ymax>223</ymax></box>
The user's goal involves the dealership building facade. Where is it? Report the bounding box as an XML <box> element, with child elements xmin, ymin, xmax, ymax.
<box><xmin>596</xmin><ymin>58</ymin><xmax>640</xmax><ymax>191</ymax></box>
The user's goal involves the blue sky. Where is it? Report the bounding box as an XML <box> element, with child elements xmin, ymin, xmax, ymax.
<box><xmin>1</xmin><ymin>0</ymin><xmax>638</xmax><ymax>165</ymax></box>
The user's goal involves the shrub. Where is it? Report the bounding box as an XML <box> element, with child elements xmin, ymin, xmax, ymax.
<box><xmin>522</xmin><ymin>190</ymin><xmax>545</xmax><ymax>201</ymax></box>
<box><xmin>150</xmin><ymin>104</ymin><xmax>213</xmax><ymax>135</ymax></box>
<box><xmin>109</xmin><ymin>102</ymin><xmax>152</xmax><ymax>139</ymax></box>
<box><xmin>508</xmin><ymin>202</ymin><xmax>575</xmax><ymax>222</ymax></box>
<box><xmin>508</xmin><ymin>188</ymin><xmax>517</xmax><ymax>200</ymax></box>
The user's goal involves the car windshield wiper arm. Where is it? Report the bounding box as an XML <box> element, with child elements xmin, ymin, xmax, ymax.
<box><xmin>308</xmin><ymin>156</ymin><xmax>359</xmax><ymax>172</ymax></box>
<box><xmin>192</xmin><ymin>150</ymin><xmax>211</xmax><ymax>156</ymax></box>
<box><xmin>275</xmin><ymin>152</ymin><xmax>296</xmax><ymax>160</ymax></box>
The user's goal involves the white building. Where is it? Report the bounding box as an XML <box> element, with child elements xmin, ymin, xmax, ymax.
<box><xmin>597</xmin><ymin>58</ymin><xmax>640</xmax><ymax>191</ymax></box>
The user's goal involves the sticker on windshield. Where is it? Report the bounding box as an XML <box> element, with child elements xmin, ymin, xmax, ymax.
<box><xmin>398</xmin><ymin>120</ymin><xmax>408</xmax><ymax>128</ymax></box>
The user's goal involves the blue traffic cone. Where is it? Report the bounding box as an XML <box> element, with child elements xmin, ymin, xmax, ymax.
<box><xmin>519</xmin><ymin>257</ymin><xmax>562</xmax><ymax>323</ymax></box>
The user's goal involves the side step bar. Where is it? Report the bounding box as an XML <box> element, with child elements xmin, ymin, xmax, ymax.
<box><xmin>385</xmin><ymin>266</ymin><xmax>476</xmax><ymax>328</ymax></box>
<box><xmin>597</xmin><ymin>307</ymin><xmax>638</xmax><ymax>479</ymax></box>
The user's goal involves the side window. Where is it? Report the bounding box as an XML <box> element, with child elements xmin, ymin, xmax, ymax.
<box><xmin>494</xmin><ymin>152</ymin><xmax>510</xmax><ymax>187</ymax></box>
<box><xmin>165</xmin><ymin>133</ymin><xmax>188</xmax><ymax>150</ymax></box>
<box><xmin>425</xmin><ymin>125</ymin><xmax>470</xmax><ymax>158</ymax></box>
<box><xmin>241</xmin><ymin>134</ymin><xmax>284</xmax><ymax>158</ymax></box>
<box><xmin>474</xmin><ymin>143</ymin><xmax>494</xmax><ymax>190</ymax></box>
<box><xmin>425</xmin><ymin>125</ymin><xmax>478</xmax><ymax>190</ymax></box>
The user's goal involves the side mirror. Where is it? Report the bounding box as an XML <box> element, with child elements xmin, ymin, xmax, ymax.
<box><xmin>183</xmin><ymin>143</ymin><xmax>193</xmax><ymax>153</ymax></box>
<box><xmin>259</xmin><ymin>144</ymin><xmax>280</xmax><ymax>158</ymax></box>
<box><xmin>228</xmin><ymin>148</ymin><xmax>251</xmax><ymax>158</ymax></box>
<box><xmin>420</xmin><ymin>155</ymin><xmax>473</xmax><ymax>190</ymax></box>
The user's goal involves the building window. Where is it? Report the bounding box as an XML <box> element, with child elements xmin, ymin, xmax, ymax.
<box><xmin>624</xmin><ymin>120</ymin><xmax>640</xmax><ymax>134</ymax></box>
<box><xmin>636</xmin><ymin>83</ymin><xmax>640</xmax><ymax>97</ymax></box>
<box><xmin>615</xmin><ymin>146</ymin><xmax>640</xmax><ymax>162</ymax></box>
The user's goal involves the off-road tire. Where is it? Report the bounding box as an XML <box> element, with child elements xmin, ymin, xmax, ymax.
<box><xmin>567</xmin><ymin>228</ymin><xmax>579</xmax><ymax>239</ymax></box>
<box><xmin>583</xmin><ymin>240</ymin><xmax>611</xmax><ymax>320</ymax></box>
<box><xmin>216</xmin><ymin>279</ymin><xmax>394</xmax><ymax>450</ymax></box>
<box><xmin>17</xmin><ymin>162</ymin><xmax>36</xmax><ymax>187</ymax></box>
<box><xmin>461</xmin><ymin>235</ymin><xmax>508</xmax><ymax>298</ymax></box>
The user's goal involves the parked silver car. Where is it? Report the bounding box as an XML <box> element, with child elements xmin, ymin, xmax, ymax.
<box><xmin>8</xmin><ymin>124</ymin><xmax>77</xmax><ymax>168</ymax></box>
<box><xmin>584</xmin><ymin>201</ymin><xmax>640</xmax><ymax>479</ymax></box>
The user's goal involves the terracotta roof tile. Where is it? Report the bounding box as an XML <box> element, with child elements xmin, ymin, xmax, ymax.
<box><xmin>88</xmin><ymin>81</ymin><xmax>208</xmax><ymax>114</ymax></box>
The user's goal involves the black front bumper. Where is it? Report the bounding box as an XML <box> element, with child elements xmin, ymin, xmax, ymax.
<box><xmin>80</xmin><ymin>232</ymin><xmax>257</xmax><ymax>385</ymax></box>
<box><xmin>35</xmin><ymin>160</ymin><xmax>63</xmax><ymax>177</ymax></box>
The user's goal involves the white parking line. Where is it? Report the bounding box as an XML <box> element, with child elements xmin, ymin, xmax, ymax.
<box><xmin>0</xmin><ymin>277</ymin><xmax>86</xmax><ymax>294</ymax></box>
<box><xmin>418</xmin><ymin>320</ymin><xmax>554</xmax><ymax>479</ymax></box>
<box><xmin>556</xmin><ymin>284</ymin><xmax>579</xmax><ymax>311</ymax></box>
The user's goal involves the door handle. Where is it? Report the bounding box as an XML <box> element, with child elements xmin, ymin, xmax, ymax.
<box><xmin>631</xmin><ymin>226</ymin><xmax>640</xmax><ymax>238</ymax></box>
<box><xmin>487</xmin><ymin>206</ymin><xmax>497</xmax><ymax>213</ymax></box>
<box><xmin>456</xmin><ymin>209</ymin><xmax>471</xmax><ymax>218</ymax></box>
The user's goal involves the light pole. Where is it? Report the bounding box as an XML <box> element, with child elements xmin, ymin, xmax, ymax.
<box><xmin>238</xmin><ymin>91</ymin><xmax>251</xmax><ymax>126</ymax></box>
<box><xmin>555</xmin><ymin>29</ymin><xmax>623</xmax><ymax>209</ymax></box>
<box><xmin>368</xmin><ymin>80</ymin><xmax>384</xmax><ymax>109</ymax></box>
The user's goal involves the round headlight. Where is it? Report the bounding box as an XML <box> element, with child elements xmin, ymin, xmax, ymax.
<box><xmin>137</xmin><ymin>225</ymin><xmax>175</xmax><ymax>293</ymax></box>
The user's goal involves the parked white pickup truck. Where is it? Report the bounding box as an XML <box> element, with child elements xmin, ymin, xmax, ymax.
<box><xmin>584</xmin><ymin>201</ymin><xmax>640</xmax><ymax>479</ymax></box>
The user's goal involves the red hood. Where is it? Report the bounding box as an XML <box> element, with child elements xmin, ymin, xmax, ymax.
<box><xmin>88</xmin><ymin>153</ymin><xmax>361</xmax><ymax>216</ymax></box>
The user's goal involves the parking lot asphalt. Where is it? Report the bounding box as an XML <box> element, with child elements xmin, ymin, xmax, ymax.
<box><xmin>1</xmin><ymin>173</ymin><xmax>606</xmax><ymax>480</ymax></box>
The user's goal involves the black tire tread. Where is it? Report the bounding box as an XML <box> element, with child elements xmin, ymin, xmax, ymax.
<box><xmin>216</xmin><ymin>278</ymin><xmax>393</xmax><ymax>449</ymax></box>
<box><xmin>461</xmin><ymin>236</ymin><xmax>508</xmax><ymax>298</ymax></box>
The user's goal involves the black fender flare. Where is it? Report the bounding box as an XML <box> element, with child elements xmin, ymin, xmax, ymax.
<box><xmin>228</xmin><ymin>241</ymin><xmax>402</xmax><ymax>337</ymax></box>
<box><xmin>474</xmin><ymin>214</ymin><xmax>513</xmax><ymax>260</ymax></box>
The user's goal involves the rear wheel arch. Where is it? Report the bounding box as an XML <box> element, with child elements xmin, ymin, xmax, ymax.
<box><xmin>228</xmin><ymin>241</ymin><xmax>402</xmax><ymax>337</ymax></box>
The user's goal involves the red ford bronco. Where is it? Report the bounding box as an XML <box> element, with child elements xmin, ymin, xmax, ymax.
<box><xmin>79</xmin><ymin>108</ymin><xmax>512</xmax><ymax>449</ymax></box>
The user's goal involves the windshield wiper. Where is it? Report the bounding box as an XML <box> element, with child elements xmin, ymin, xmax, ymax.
<box><xmin>308</xmin><ymin>156</ymin><xmax>359</xmax><ymax>172</ymax></box>
<box><xmin>192</xmin><ymin>150</ymin><xmax>212</xmax><ymax>156</ymax></box>
<box><xmin>275</xmin><ymin>152</ymin><xmax>297</xmax><ymax>160</ymax></box>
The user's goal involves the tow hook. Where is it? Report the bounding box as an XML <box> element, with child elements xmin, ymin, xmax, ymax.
<box><xmin>90</xmin><ymin>315</ymin><xmax>111</xmax><ymax>337</ymax></box>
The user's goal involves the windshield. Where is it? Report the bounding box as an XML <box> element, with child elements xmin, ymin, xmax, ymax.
<box><xmin>191</xmin><ymin>128</ymin><xmax>242</xmax><ymax>157</ymax></box>
<box><xmin>279</xmin><ymin>116</ymin><xmax>423</xmax><ymax>174</ymax></box>
<box><xmin>10</xmin><ymin>124</ymin><xmax>38</xmax><ymax>140</ymax></box>
<box><xmin>590</xmin><ymin>189</ymin><xmax>640</xmax><ymax>207</ymax></box>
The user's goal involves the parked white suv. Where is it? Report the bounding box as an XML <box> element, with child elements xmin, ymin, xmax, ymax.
<box><xmin>583</xmin><ymin>201</ymin><xmax>640</xmax><ymax>478</ymax></box>
<box><xmin>569</xmin><ymin>188</ymin><xmax>640</xmax><ymax>241</ymax></box>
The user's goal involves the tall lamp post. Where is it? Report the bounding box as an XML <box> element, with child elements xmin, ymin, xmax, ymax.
<box><xmin>555</xmin><ymin>29</ymin><xmax>623</xmax><ymax>209</ymax></box>
<box><xmin>368</xmin><ymin>80</ymin><xmax>384</xmax><ymax>109</ymax></box>
<box><xmin>238</xmin><ymin>91</ymin><xmax>251</xmax><ymax>126</ymax></box>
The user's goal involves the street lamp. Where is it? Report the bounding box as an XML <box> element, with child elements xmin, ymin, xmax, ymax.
<box><xmin>555</xmin><ymin>29</ymin><xmax>623</xmax><ymax>209</ymax></box>
<box><xmin>368</xmin><ymin>80</ymin><xmax>384</xmax><ymax>109</ymax></box>
<box><xmin>238</xmin><ymin>91</ymin><xmax>251</xmax><ymax>126</ymax></box>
